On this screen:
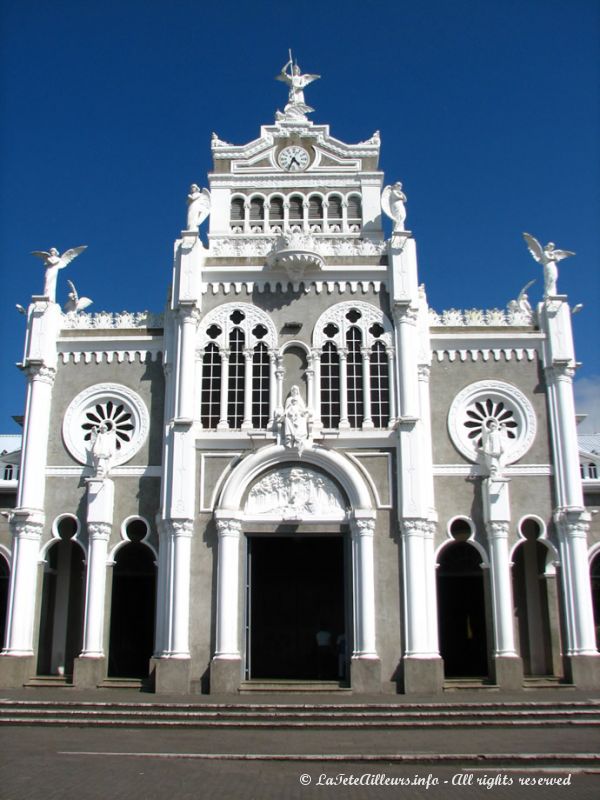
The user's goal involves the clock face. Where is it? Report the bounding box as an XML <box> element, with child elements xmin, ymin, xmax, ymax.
<box><xmin>278</xmin><ymin>145</ymin><xmax>310</xmax><ymax>172</ymax></box>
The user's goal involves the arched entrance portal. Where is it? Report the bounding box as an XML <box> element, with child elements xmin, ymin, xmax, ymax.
<box><xmin>37</xmin><ymin>517</ymin><xmax>85</xmax><ymax>677</ymax></box>
<box><xmin>213</xmin><ymin>444</ymin><xmax>377</xmax><ymax>691</ymax></box>
<box><xmin>437</xmin><ymin>541</ymin><xmax>489</xmax><ymax>677</ymax></box>
<box><xmin>108</xmin><ymin>522</ymin><xmax>156</xmax><ymax>678</ymax></box>
<box><xmin>247</xmin><ymin>534</ymin><xmax>347</xmax><ymax>681</ymax></box>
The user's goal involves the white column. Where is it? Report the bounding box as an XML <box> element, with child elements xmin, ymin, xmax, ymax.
<box><xmin>154</xmin><ymin>519</ymin><xmax>169</xmax><ymax>655</ymax></box>
<box><xmin>214</xmin><ymin>517</ymin><xmax>242</xmax><ymax>659</ymax></box>
<box><xmin>17</xmin><ymin>365</ymin><xmax>55</xmax><ymax>511</ymax></box>
<box><xmin>386</xmin><ymin>347</ymin><xmax>397</xmax><ymax>424</ymax></box>
<box><xmin>338</xmin><ymin>347</ymin><xmax>350</xmax><ymax>429</ymax></box>
<box><xmin>2</xmin><ymin>513</ymin><xmax>43</xmax><ymax>655</ymax></box>
<box><xmin>486</xmin><ymin>520</ymin><xmax>518</xmax><ymax>656</ymax></box>
<box><xmin>546</xmin><ymin>365</ymin><xmax>584</xmax><ymax>508</ymax></box>
<box><xmin>361</xmin><ymin>347</ymin><xmax>374</xmax><ymax>430</ymax></box>
<box><xmin>311</xmin><ymin>349</ymin><xmax>322</xmax><ymax>432</ymax></box>
<box><xmin>157</xmin><ymin>519</ymin><xmax>193</xmax><ymax>657</ymax></box>
<box><xmin>393</xmin><ymin>304</ymin><xmax>419</xmax><ymax>419</ymax></box>
<box><xmin>402</xmin><ymin>519</ymin><xmax>439</xmax><ymax>657</ymax></box>
<box><xmin>555</xmin><ymin>511</ymin><xmax>597</xmax><ymax>655</ymax></box>
<box><xmin>175</xmin><ymin>307</ymin><xmax>200</xmax><ymax>423</ymax></box>
<box><xmin>217</xmin><ymin>349</ymin><xmax>230</xmax><ymax>429</ymax></box>
<box><xmin>275</xmin><ymin>358</ymin><xmax>284</xmax><ymax>418</ymax></box>
<box><xmin>80</xmin><ymin>522</ymin><xmax>110</xmax><ymax>657</ymax></box>
<box><xmin>351</xmin><ymin>516</ymin><xmax>377</xmax><ymax>658</ymax></box>
<box><xmin>268</xmin><ymin>350</ymin><xmax>277</xmax><ymax>427</ymax></box>
<box><xmin>241</xmin><ymin>347</ymin><xmax>253</xmax><ymax>430</ymax></box>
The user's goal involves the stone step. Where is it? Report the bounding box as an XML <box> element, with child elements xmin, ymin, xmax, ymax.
<box><xmin>239</xmin><ymin>680</ymin><xmax>349</xmax><ymax>692</ymax></box>
<box><xmin>97</xmin><ymin>678</ymin><xmax>145</xmax><ymax>690</ymax></box>
<box><xmin>24</xmin><ymin>676</ymin><xmax>73</xmax><ymax>688</ymax></box>
<box><xmin>1</xmin><ymin>698</ymin><xmax>598</xmax><ymax>729</ymax></box>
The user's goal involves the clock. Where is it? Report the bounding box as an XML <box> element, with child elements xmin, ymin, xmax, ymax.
<box><xmin>278</xmin><ymin>145</ymin><xmax>310</xmax><ymax>172</ymax></box>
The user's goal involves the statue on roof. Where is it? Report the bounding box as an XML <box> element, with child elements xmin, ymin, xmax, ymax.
<box><xmin>522</xmin><ymin>232</ymin><xmax>575</xmax><ymax>298</ymax></box>
<box><xmin>276</xmin><ymin>52</ymin><xmax>320</xmax><ymax>118</ymax></box>
<box><xmin>186</xmin><ymin>184</ymin><xmax>211</xmax><ymax>231</ymax></box>
<box><xmin>31</xmin><ymin>245</ymin><xmax>87</xmax><ymax>303</ymax></box>
<box><xmin>381</xmin><ymin>182</ymin><xmax>407</xmax><ymax>232</ymax></box>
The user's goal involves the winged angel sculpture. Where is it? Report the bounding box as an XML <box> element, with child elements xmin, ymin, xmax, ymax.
<box><xmin>64</xmin><ymin>280</ymin><xmax>93</xmax><ymax>314</ymax></box>
<box><xmin>276</xmin><ymin>53</ymin><xmax>320</xmax><ymax>117</ymax></box>
<box><xmin>522</xmin><ymin>233</ymin><xmax>575</xmax><ymax>298</ymax></box>
<box><xmin>186</xmin><ymin>184</ymin><xmax>211</xmax><ymax>231</ymax></box>
<box><xmin>31</xmin><ymin>246</ymin><xmax>87</xmax><ymax>303</ymax></box>
<box><xmin>381</xmin><ymin>182</ymin><xmax>407</xmax><ymax>232</ymax></box>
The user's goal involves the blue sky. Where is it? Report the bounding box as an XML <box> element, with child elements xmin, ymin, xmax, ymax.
<box><xmin>1</xmin><ymin>0</ymin><xmax>599</xmax><ymax>433</ymax></box>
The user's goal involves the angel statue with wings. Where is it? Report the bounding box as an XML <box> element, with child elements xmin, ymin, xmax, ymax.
<box><xmin>276</xmin><ymin>52</ymin><xmax>320</xmax><ymax>116</ymax></box>
<box><xmin>381</xmin><ymin>182</ymin><xmax>407</xmax><ymax>232</ymax></box>
<box><xmin>186</xmin><ymin>184</ymin><xmax>211</xmax><ymax>231</ymax></box>
<box><xmin>63</xmin><ymin>280</ymin><xmax>93</xmax><ymax>314</ymax></box>
<box><xmin>31</xmin><ymin>246</ymin><xmax>87</xmax><ymax>303</ymax></box>
<box><xmin>523</xmin><ymin>232</ymin><xmax>575</xmax><ymax>298</ymax></box>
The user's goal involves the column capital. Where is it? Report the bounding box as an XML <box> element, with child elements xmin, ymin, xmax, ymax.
<box><xmin>219</xmin><ymin>348</ymin><xmax>230</xmax><ymax>360</ymax></box>
<box><xmin>393</xmin><ymin>304</ymin><xmax>419</xmax><ymax>325</ymax></box>
<box><xmin>351</xmin><ymin>516</ymin><xmax>375</xmax><ymax>537</ymax></box>
<box><xmin>338</xmin><ymin>347</ymin><xmax>349</xmax><ymax>360</ymax></box>
<box><xmin>402</xmin><ymin>518</ymin><xmax>436</xmax><ymax>538</ymax></box>
<box><xmin>216</xmin><ymin>517</ymin><xmax>242</xmax><ymax>538</ymax></box>
<box><xmin>10</xmin><ymin>511</ymin><xmax>44</xmax><ymax>540</ymax></box>
<box><xmin>417</xmin><ymin>364</ymin><xmax>431</xmax><ymax>381</ymax></box>
<box><xmin>176</xmin><ymin>305</ymin><xmax>202</xmax><ymax>324</ymax></box>
<box><xmin>545</xmin><ymin>362</ymin><xmax>576</xmax><ymax>382</ymax></box>
<box><xmin>87</xmin><ymin>521</ymin><xmax>111</xmax><ymax>541</ymax></box>
<box><xmin>554</xmin><ymin>508</ymin><xmax>590</xmax><ymax>539</ymax></box>
<box><xmin>243</xmin><ymin>347</ymin><xmax>254</xmax><ymax>360</ymax></box>
<box><xmin>158</xmin><ymin>518</ymin><xmax>194</xmax><ymax>538</ymax></box>
<box><xmin>360</xmin><ymin>346</ymin><xmax>372</xmax><ymax>360</ymax></box>
<box><xmin>26</xmin><ymin>364</ymin><xmax>56</xmax><ymax>385</ymax></box>
<box><xmin>311</xmin><ymin>348</ymin><xmax>322</xmax><ymax>362</ymax></box>
<box><xmin>486</xmin><ymin>520</ymin><xmax>510</xmax><ymax>540</ymax></box>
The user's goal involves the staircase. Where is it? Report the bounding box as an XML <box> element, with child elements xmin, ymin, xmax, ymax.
<box><xmin>0</xmin><ymin>697</ymin><xmax>598</xmax><ymax>730</ymax></box>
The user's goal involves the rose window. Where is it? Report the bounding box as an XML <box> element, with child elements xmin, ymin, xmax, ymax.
<box><xmin>448</xmin><ymin>380</ymin><xmax>536</xmax><ymax>465</ymax></box>
<box><xmin>81</xmin><ymin>401</ymin><xmax>134</xmax><ymax>450</ymax></box>
<box><xmin>464</xmin><ymin>398</ymin><xmax>518</xmax><ymax>448</ymax></box>
<box><xmin>63</xmin><ymin>383</ymin><xmax>149</xmax><ymax>467</ymax></box>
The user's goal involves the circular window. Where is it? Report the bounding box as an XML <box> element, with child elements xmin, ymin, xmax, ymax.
<box><xmin>63</xmin><ymin>383</ymin><xmax>149</xmax><ymax>467</ymax></box>
<box><xmin>447</xmin><ymin>380</ymin><xmax>536</xmax><ymax>465</ymax></box>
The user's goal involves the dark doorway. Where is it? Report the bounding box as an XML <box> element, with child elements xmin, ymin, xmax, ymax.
<box><xmin>513</xmin><ymin>538</ymin><xmax>554</xmax><ymax>675</ymax></box>
<box><xmin>108</xmin><ymin>543</ymin><xmax>156</xmax><ymax>678</ymax></box>
<box><xmin>248</xmin><ymin>536</ymin><xmax>346</xmax><ymax>680</ymax></box>
<box><xmin>591</xmin><ymin>553</ymin><xmax>600</xmax><ymax>650</ymax></box>
<box><xmin>37</xmin><ymin>538</ymin><xmax>85</xmax><ymax>676</ymax></box>
<box><xmin>0</xmin><ymin>555</ymin><xmax>9</xmax><ymax>650</ymax></box>
<box><xmin>437</xmin><ymin>542</ymin><xmax>489</xmax><ymax>677</ymax></box>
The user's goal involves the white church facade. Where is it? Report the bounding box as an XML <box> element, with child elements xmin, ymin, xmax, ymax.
<box><xmin>0</xmin><ymin>61</ymin><xmax>598</xmax><ymax>694</ymax></box>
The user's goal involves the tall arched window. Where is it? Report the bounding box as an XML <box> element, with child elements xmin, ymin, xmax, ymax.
<box><xmin>199</xmin><ymin>304</ymin><xmax>277</xmax><ymax>431</ymax></box>
<box><xmin>313</xmin><ymin>302</ymin><xmax>394</xmax><ymax>430</ymax></box>
<box><xmin>327</xmin><ymin>194</ymin><xmax>343</xmax><ymax>230</ymax></box>
<box><xmin>289</xmin><ymin>195</ymin><xmax>304</xmax><ymax>227</ymax></box>
<box><xmin>321</xmin><ymin>342</ymin><xmax>340</xmax><ymax>428</ymax></box>
<box><xmin>346</xmin><ymin>327</ymin><xmax>363</xmax><ymax>428</ymax></box>
<box><xmin>308</xmin><ymin>194</ymin><xmax>323</xmax><ymax>220</ymax></box>
<box><xmin>200</xmin><ymin>343</ymin><xmax>221</xmax><ymax>428</ymax></box>
<box><xmin>269</xmin><ymin>196</ymin><xmax>284</xmax><ymax>227</ymax></box>
<box><xmin>370</xmin><ymin>341</ymin><xmax>390</xmax><ymax>427</ymax></box>
<box><xmin>228</xmin><ymin>328</ymin><xmax>245</xmax><ymax>429</ymax></box>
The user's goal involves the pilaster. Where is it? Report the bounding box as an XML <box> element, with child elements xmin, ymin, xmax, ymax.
<box><xmin>211</xmin><ymin>516</ymin><xmax>243</xmax><ymax>694</ymax></box>
<box><xmin>349</xmin><ymin>513</ymin><xmax>380</xmax><ymax>691</ymax></box>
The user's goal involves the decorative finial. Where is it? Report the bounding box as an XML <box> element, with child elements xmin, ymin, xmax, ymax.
<box><xmin>275</xmin><ymin>52</ymin><xmax>320</xmax><ymax>120</ymax></box>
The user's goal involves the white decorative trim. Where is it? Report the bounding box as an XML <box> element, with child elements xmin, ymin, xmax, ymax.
<box><xmin>313</xmin><ymin>300</ymin><xmax>393</xmax><ymax>349</ymax></box>
<box><xmin>62</xmin><ymin>383</ymin><xmax>150</xmax><ymax>468</ymax></box>
<box><xmin>209</xmin><ymin>236</ymin><xmax>386</xmax><ymax>258</ymax></box>
<box><xmin>245</xmin><ymin>466</ymin><xmax>347</xmax><ymax>520</ymax></box>
<box><xmin>46</xmin><ymin>465</ymin><xmax>161</xmax><ymax>477</ymax></box>
<box><xmin>433</xmin><ymin>463</ymin><xmax>552</xmax><ymax>476</ymax></box>
<box><xmin>58</xmin><ymin>349</ymin><xmax>163</xmax><ymax>364</ymax></box>
<box><xmin>61</xmin><ymin>311</ymin><xmax>164</xmax><ymax>330</ymax></box>
<box><xmin>201</xmin><ymin>279</ymin><xmax>384</xmax><ymax>296</ymax></box>
<box><xmin>447</xmin><ymin>380</ymin><xmax>537</xmax><ymax>466</ymax></box>
<box><xmin>429</xmin><ymin>307</ymin><xmax>535</xmax><ymax>327</ymax></box>
<box><xmin>198</xmin><ymin>302</ymin><xmax>277</xmax><ymax>350</ymax></box>
<box><xmin>433</xmin><ymin>348</ymin><xmax>538</xmax><ymax>363</ymax></box>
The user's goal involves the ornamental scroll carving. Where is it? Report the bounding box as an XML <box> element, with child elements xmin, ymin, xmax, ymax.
<box><xmin>245</xmin><ymin>467</ymin><xmax>347</xmax><ymax>520</ymax></box>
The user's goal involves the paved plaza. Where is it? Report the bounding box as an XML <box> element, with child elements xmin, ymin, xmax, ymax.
<box><xmin>0</xmin><ymin>689</ymin><xmax>598</xmax><ymax>799</ymax></box>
